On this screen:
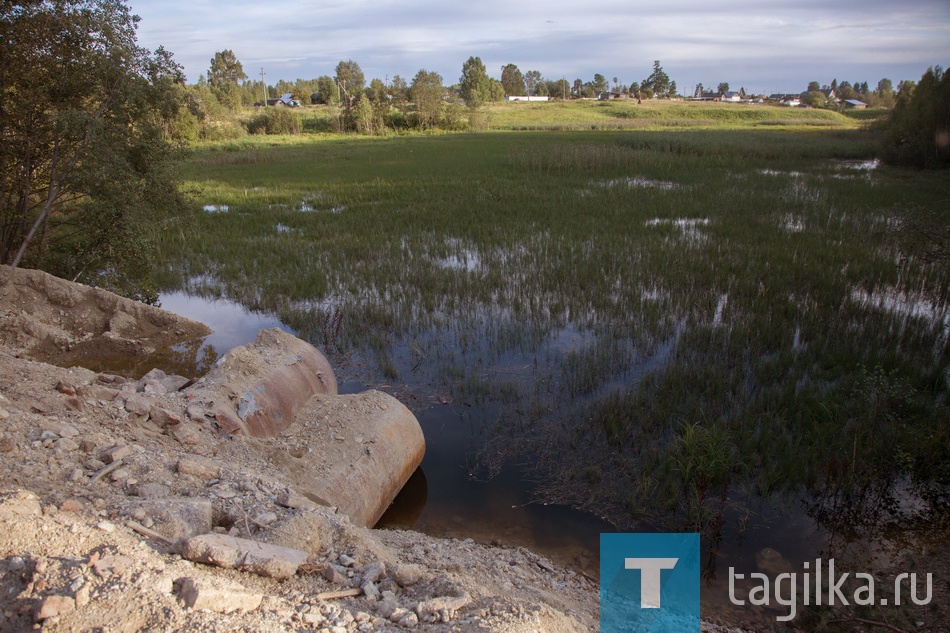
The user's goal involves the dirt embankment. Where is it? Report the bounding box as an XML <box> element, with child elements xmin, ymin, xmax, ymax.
<box><xmin>0</xmin><ymin>266</ymin><xmax>606</xmax><ymax>632</ymax></box>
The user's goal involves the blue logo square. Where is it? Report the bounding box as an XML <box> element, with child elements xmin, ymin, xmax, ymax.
<box><xmin>601</xmin><ymin>533</ymin><xmax>700</xmax><ymax>633</ymax></box>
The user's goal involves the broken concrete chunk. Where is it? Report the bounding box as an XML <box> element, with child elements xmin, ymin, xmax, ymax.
<box><xmin>178</xmin><ymin>577</ymin><xmax>263</xmax><ymax>613</ymax></box>
<box><xmin>176</xmin><ymin>533</ymin><xmax>309</xmax><ymax>579</ymax></box>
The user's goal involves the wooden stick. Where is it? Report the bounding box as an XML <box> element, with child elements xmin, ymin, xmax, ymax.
<box><xmin>316</xmin><ymin>588</ymin><xmax>362</xmax><ymax>601</ymax></box>
<box><xmin>125</xmin><ymin>520</ymin><xmax>174</xmax><ymax>545</ymax></box>
<box><xmin>90</xmin><ymin>458</ymin><xmax>125</xmax><ymax>482</ymax></box>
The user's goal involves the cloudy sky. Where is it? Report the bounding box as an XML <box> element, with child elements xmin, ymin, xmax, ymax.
<box><xmin>128</xmin><ymin>0</ymin><xmax>950</xmax><ymax>94</ymax></box>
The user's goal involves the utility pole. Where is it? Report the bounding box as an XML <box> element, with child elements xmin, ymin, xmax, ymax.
<box><xmin>261</xmin><ymin>68</ymin><xmax>266</xmax><ymax>106</ymax></box>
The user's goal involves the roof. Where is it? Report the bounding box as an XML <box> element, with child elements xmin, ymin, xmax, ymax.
<box><xmin>844</xmin><ymin>99</ymin><xmax>867</xmax><ymax>106</ymax></box>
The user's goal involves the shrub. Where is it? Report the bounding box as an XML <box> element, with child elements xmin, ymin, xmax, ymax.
<box><xmin>246</xmin><ymin>107</ymin><xmax>302</xmax><ymax>135</ymax></box>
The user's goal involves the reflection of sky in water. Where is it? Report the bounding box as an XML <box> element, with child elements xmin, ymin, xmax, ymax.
<box><xmin>159</xmin><ymin>291</ymin><xmax>294</xmax><ymax>357</ymax></box>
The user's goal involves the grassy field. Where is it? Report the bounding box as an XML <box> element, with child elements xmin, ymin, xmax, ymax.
<box><xmin>156</xmin><ymin>100</ymin><xmax>948</xmax><ymax>560</ymax></box>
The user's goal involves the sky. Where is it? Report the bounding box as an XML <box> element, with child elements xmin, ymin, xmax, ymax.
<box><xmin>128</xmin><ymin>0</ymin><xmax>950</xmax><ymax>95</ymax></box>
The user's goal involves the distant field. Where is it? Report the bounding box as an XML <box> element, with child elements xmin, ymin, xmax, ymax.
<box><xmin>157</xmin><ymin>115</ymin><xmax>948</xmax><ymax>579</ymax></box>
<box><xmin>235</xmin><ymin>98</ymin><xmax>876</xmax><ymax>137</ymax></box>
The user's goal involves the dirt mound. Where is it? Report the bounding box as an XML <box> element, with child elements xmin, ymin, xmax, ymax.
<box><xmin>0</xmin><ymin>265</ymin><xmax>210</xmax><ymax>368</ymax></box>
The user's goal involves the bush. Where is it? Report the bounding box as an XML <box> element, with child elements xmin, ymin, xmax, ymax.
<box><xmin>246</xmin><ymin>107</ymin><xmax>302</xmax><ymax>135</ymax></box>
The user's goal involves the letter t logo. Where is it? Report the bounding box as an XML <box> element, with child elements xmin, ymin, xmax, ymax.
<box><xmin>624</xmin><ymin>558</ymin><xmax>679</xmax><ymax>608</ymax></box>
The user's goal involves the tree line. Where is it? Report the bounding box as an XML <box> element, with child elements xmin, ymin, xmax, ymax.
<box><xmin>1</xmin><ymin>0</ymin><xmax>945</xmax><ymax>303</ymax></box>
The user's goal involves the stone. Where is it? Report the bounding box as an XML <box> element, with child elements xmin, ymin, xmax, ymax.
<box><xmin>34</xmin><ymin>595</ymin><xmax>75</xmax><ymax>621</ymax></box>
<box><xmin>122</xmin><ymin>395</ymin><xmax>151</xmax><ymax>416</ymax></box>
<box><xmin>176</xmin><ymin>458</ymin><xmax>218</xmax><ymax>480</ymax></box>
<box><xmin>391</xmin><ymin>563</ymin><xmax>425</xmax><ymax>587</ymax></box>
<box><xmin>254</xmin><ymin>511</ymin><xmax>277</xmax><ymax>526</ymax></box>
<box><xmin>102</xmin><ymin>444</ymin><xmax>133</xmax><ymax>464</ymax></box>
<box><xmin>53</xmin><ymin>437</ymin><xmax>79</xmax><ymax>452</ymax></box>
<box><xmin>339</xmin><ymin>553</ymin><xmax>358</xmax><ymax>567</ymax></box>
<box><xmin>56</xmin><ymin>381</ymin><xmax>77</xmax><ymax>396</ymax></box>
<box><xmin>149</xmin><ymin>406</ymin><xmax>182</xmax><ymax>427</ymax></box>
<box><xmin>131</xmin><ymin>498</ymin><xmax>213</xmax><ymax>540</ymax></box>
<box><xmin>415</xmin><ymin>593</ymin><xmax>471</xmax><ymax>623</ymax></box>
<box><xmin>176</xmin><ymin>533</ymin><xmax>308</xmax><ymax>579</ymax></box>
<box><xmin>77</xmin><ymin>385</ymin><xmax>119</xmax><ymax>402</ymax></box>
<box><xmin>178</xmin><ymin>577</ymin><xmax>263</xmax><ymax>614</ymax></box>
<box><xmin>59</xmin><ymin>498</ymin><xmax>85</xmax><ymax>512</ymax></box>
<box><xmin>276</xmin><ymin>490</ymin><xmax>324</xmax><ymax>511</ymax></box>
<box><xmin>323</xmin><ymin>565</ymin><xmax>348</xmax><ymax>585</ymax></box>
<box><xmin>361</xmin><ymin>561</ymin><xmax>385</xmax><ymax>584</ymax></box>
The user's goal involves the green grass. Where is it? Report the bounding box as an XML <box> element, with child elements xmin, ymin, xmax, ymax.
<box><xmin>155</xmin><ymin>118</ymin><xmax>949</xmax><ymax>543</ymax></box>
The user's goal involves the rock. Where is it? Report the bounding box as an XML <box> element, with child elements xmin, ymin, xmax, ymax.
<box><xmin>56</xmin><ymin>381</ymin><xmax>76</xmax><ymax>396</ymax></box>
<box><xmin>53</xmin><ymin>437</ymin><xmax>79</xmax><ymax>452</ymax></box>
<box><xmin>77</xmin><ymin>384</ymin><xmax>119</xmax><ymax>402</ymax></box>
<box><xmin>102</xmin><ymin>444</ymin><xmax>133</xmax><ymax>464</ymax></box>
<box><xmin>361</xmin><ymin>561</ymin><xmax>385</xmax><ymax>583</ymax></box>
<box><xmin>176</xmin><ymin>533</ymin><xmax>309</xmax><ymax>579</ymax></box>
<box><xmin>323</xmin><ymin>565</ymin><xmax>349</xmax><ymax>585</ymax></box>
<box><xmin>415</xmin><ymin>593</ymin><xmax>471</xmax><ymax>623</ymax></box>
<box><xmin>276</xmin><ymin>490</ymin><xmax>324</xmax><ymax>511</ymax></box>
<box><xmin>59</xmin><ymin>498</ymin><xmax>85</xmax><ymax>512</ymax></box>
<box><xmin>254</xmin><ymin>511</ymin><xmax>277</xmax><ymax>526</ymax></box>
<box><xmin>130</xmin><ymin>498</ymin><xmax>213</xmax><ymax>540</ymax></box>
<box><xmin>149</xmin><ymin>406</ymin><xmax>181</xmax><ymax>427</ymax></box>
<box><xmin>391</xmin><ymin>563</ymin><xmax>425</xmax><ymax>587</ymax></box>
<box><xmin>122</xmin><ymin>395</ymin><xmax>151</xmax><ymax>416</ymax></box>
<box><xmin>178</xmin><ymin>577</ymin><xmax>263</xmax><ymax>614</ymax></box>
<box><xmin>34</xmin><ymin>595</ymin><xmax>75</xmax><ymax>621</ymax></box>
<box><xmin>176</xmin><ymin>457</ymin><xmax>218</xmax><ymax>480</ymax></box>
<box><xmin>339</xmin><ymin>553</ymin><xmax>358</xmax><ymax>567</ymax></box>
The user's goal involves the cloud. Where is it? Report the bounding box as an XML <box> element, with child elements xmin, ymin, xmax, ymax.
<box><xmin>129</xmin><ymin>0</ymin><xmax>950</xmax><ymax>93</ymax></box>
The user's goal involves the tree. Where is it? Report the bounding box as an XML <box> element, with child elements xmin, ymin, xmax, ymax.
<box><xmin>881</xmin><ymin>66</ymin><xmax>950</xmax><ymax>167</ymax></box>
<box><xmin>877</xmin><ymin>78</ymin><xmax>894</xmax><ymax>98</ymax></box>
<box><xmin>459</xmin><ymin>56</ymin><xmax>491</xmax><ymax>106</ymax></box>
<box><xmin>592</xmin><ymin>73</ymin><xmax>608</xmax><ymax>93</ymax></box>
<box><xmin>501</xmin><ymin>64</ymin><xmax>526</xmax><ymax>96</ymax></box>
<box><xmin>0</xmin><ymin>0</ymin><xmax>191</xmax><ymax>302</ymax></box>
<box><xmin>718</xmin><ymin>82</ymin><xmax>729</xmax><ymax>94</ymax></box>
<box><xmin>208</xmin><ymin>49</ymin><xmax>246</xmax><ymax>87</ymax></box>
<box><xmin>489</xmin><ymin>78</ymin><xmax>506</xmax><ymax>102</ymax></box>
<box><xmin>335</xmin><ymin>59</ymin><xmax>365</xmax><ymax>107</ymax></box>
<box><xmin>410</xmin><ymin>70</ymin><xmax>444</xmax><ymax>128</ymax></box>
<box><xmin>524</xmin><ymin>70</ymin><xmax>542</xmax><ymax>95</ymax></box>
<box><xmin>550</xmin><ymin>79</ymin><xmax>570</xmax><ymax>99</ymax></box>
<box><xmin>807</xmin><ymin>81</ymin><xmax>821</xmax><ymax>92</ymax></box>
<box><xmin>643</xmin><ymin>61</ymin><xmax>670</xmax><ymax>97</ymax></box>
<box><xmin>572</xmin><ymin>78</ymin><xmax>584</xmax><ymax>97</ymax></box>
<box><xmin>207</xmin><ymin>49</ymin><xmax>246</xmax><ymax>110</ymax></box>
<box><xmin>312</xmin><ymin>76</ymin><xmax>338</xmax><ymax>104</ymax></box>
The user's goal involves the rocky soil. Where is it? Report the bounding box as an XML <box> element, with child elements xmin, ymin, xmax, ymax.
<box><xmin>0</xmin><ymin>266</ymin><xmax>759</xmax><ymax>632</ymax></box>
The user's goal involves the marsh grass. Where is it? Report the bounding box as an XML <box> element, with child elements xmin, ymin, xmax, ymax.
<box><xmin>156</xmin><ymin>122</ymin><xmax>949</xmax><ymax>547</ymax></box>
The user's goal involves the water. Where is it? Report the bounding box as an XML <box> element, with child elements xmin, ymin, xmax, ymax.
<box><xmin>134</xmin><ymin>290</ymin><xmax>938</xmax><ymax>628</ymax></box>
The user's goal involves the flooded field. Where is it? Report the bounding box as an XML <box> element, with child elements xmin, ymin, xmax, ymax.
<box><xmin>152</xmin><ymin>128</ymin><xmax>949</xmax><ymax>628</ymax></box>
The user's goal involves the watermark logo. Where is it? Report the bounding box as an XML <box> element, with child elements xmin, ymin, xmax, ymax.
<box><xmin>729</xmin><ymin>558</ymin><xmax>934</xmax><ymax>622</ymax></box>
<box><xmin>601</xmin><ymin>533</ymin><xmax>700</xmax><ymax>632</ymax></box>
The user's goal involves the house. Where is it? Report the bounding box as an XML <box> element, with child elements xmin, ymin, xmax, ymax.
<box><xmin>843</xmin><ymin>99</ymin><xmax>867</xmax><ymax>109</ymax></box>
<box><xmin>769</xmin><ymin>93</ymin><xmax>802</xmax><ymax>107</ymax></box>
<box><xmin>505</xmin><ymin>95</ymin><xmax>550</xmax><ymax>102</ymax></box>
